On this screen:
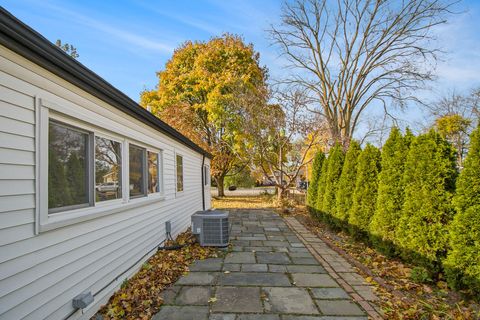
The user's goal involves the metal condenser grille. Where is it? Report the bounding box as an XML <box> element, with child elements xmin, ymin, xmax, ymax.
<box><xmin>203</xmin><ymin>218</ymin><xmax>223</xmax><ymax>244</ymax></box>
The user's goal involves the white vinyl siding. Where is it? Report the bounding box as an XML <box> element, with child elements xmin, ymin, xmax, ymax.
<box><xmin>0</xmin><ymin>44</ymin><xmax>210</xmax><ymax>320</ymax></box>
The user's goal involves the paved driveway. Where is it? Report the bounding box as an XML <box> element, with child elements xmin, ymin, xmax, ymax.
<box><xmin>211</xmin><ymin>187</ymin><xmax>275</xmax><ymax>197</ymax></box>
<box><xmin>153</xmin><ymin>210</ymin><xmax>380</xmax><ymax>320</ymax></box>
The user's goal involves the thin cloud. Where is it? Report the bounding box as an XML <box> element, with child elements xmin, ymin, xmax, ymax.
<box><xmin>33</xmin><ymin>1</ymin><xmax>176</xmax><ymax>54</ymax></box>
<box><xmin>136</xmin><ymin>2</ymin><xmax>222</xmax><ymax>35</ymax></box>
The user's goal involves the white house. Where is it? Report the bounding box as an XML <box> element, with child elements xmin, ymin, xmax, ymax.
<box><xmin>0</xmin><ymin>8</ymin><xmax>212</xmax><ymax>320</ymax></box>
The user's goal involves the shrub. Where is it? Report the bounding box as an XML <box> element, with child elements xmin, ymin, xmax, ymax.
<box><xmin>369</xmin><ymin>128</ymin><xmax>412</xmax><ymax>254</ymax></box>
<box><xmin>396</xmin><ymin>130</ymin><xmax>457</xmax><ymax>271</ymax></box>
<box><xmin>445</xmin><ymin>126</ymin><xmax>480</xmax><ymax>293</ymax></box>
<box><xmin>410</xmin><ymin>266</ymin><xmax>432</xmax><ymax>283</ymax></box>
<box><xmin>444</xmin><ymin>205</ymin><xmax>480</xmax><ymax>293</ymax></box>
<box><xmin>321</xmin><ymin>144</ymin><xmax>345</xmax><ymax>218</ymax></box>
<box><xmin>307</xmin><ymin>152</ymin><xmax>326</xmax><ymax>208</ymax></box>
<box><xmin>315</xmin><ymin>154</ymin><xmax>329</xmax><ymax>212</ymax></box>
<box><xmin>348</xmin><ymin>144</ymin><xmax>381</xmax><ymax>237</ymax></box>
<box><xmin>224</xmin><ymin>169</ymin><xmax>256</xmax><ymax>188</ymax></box>
<box><xmin>452</xmin><ymin>126</ymin><xmax>480</xmax><ymax>212</ymax></box>
<box><xmin>334</xmin><ymin>140</ymin><xmax>361</xmax><ymax>226</ymax></box>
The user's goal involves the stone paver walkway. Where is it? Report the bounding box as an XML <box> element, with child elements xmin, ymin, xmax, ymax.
<box><xmin>153</xmin><ymin>210</ymin><xmax>381</xmax><ymax>320</ymax></box>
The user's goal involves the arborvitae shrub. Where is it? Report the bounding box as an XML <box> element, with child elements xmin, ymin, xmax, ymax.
<box><xmin>369</xmin><ymin>128</ymin><xmax>411</xmax><ymax>255</ymax></box>
<box><xmin>444</xmin><ymin>126</ymin><xmax>480</xmax><ymax>294</ymax></box>
<box><xmin>322</xmin><ymin>144</ymin><xmax>345</xmax><ymax>219</ymax></box>
<box><xmin>315</xmin><ymin>155</ymin><xmax>329</xmax><ymax>213</ymax></box>
<box><xmin>307</xmin><ymin>152</ymin><xmax>326</xmax><ymax>209</ymax></box>
<box><xmin>348</xmin><ymin>144</ymin><xmax>381</xmax><ymax>237</ymax></box>
<box><xmin>396</xmin><ymin>130</ymin><xmax>457</xmax><ymax>271</ymax></box>
<box><xmin>334</xmin><ymin>140</ymin><xmax>361</xmax><ymax>226</ymax></box>
<box><xmin>452</xmin><ymin>126</ymin><xmax>480</xmax><ymax>212</ymax></box>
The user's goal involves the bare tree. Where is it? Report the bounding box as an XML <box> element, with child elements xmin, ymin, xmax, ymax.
<box><xmin>429</xmin><ymin>90</ymin><xmax>480</xmax><ymax>123</ymax></box>
<box><xmin>428</xmin><ymin>89</ymin><xmax>480</xmax><ymax>166</ymax></box>
<box><xmin>270</xmin><ymin>0</ymin><xmax>456</xmax><ymax>146</ymax></box>
<box><xmin>244</xmin><ymin>87</ymin><xmax>328</xmax><ymax>203</ymax></box>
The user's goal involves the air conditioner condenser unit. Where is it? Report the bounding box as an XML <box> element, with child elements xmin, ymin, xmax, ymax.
<box><xmin>191</xmin><ymin>210</ymin><xmax>229</xmax><ymax>247</ymax></box>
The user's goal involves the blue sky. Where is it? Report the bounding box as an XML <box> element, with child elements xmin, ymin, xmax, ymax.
<box><xmin>3</xmin><ymin>0</ymin><xmax>480</xmax><ymax>132</ymax></box>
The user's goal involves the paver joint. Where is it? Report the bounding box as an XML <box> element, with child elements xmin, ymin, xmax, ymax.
<box><xmin>154</xmin><ymin>209</ymin><xmax>378</xmax><ymax>320</ymax></box>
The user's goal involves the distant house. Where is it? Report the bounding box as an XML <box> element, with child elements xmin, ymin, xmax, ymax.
<box><xmin>0</xmin><ymin>8</ymin><xmax>211</xmax><ymax>320</ymax></box>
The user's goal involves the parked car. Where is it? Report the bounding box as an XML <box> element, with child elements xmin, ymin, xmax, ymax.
<box><xmin>297</xmin><ymin>181</ymin><xmax>308</xmax><ymax>191</ymax></box>
<box><xmin>96</xmin><ymin>181</ymin><xmax>119</xmax><ymax>193</ymax></box>
<box><xmin>228</xmin><ymin>185</ymin><xmax>237</xmax><ymax>191</ymax></box>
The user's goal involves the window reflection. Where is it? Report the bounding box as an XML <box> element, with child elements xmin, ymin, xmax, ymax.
<box><xmin>129</xmin><ymin>145</ymin><xmax>145</xmax><ymax>197</ymax></box>
<box><xmin>148</xmin><ymin>152</ymin><xmax>159</xmax><ymax>193</ymax></box>
<box><xmin>95</xmin><ymin>137</ymin><xmax>122</xmax><ymax>202</ymax></box>
<box><xmin>176</xmin><ymin>154</ymin><xmax>183</xmax><ymax>192</ymax></box>
<box><xmin>48</xmin><ymin>121</ymin><xmax>89</xmax><ymax>211</ymax></box>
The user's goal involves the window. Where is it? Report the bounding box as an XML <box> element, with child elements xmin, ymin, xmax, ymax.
<box><xmin>204</xmin><ymin>165</ymin><xmax>210</xmax><ymax>186</ymax></box>
<box><xmin>148</xmin><ymin>151</ymin><xmax>159</xmax><ymax>193</ymax></box>
<box><xmin>129</xmin><ymin>144</ymin><xmax>146</xmax><ymax>198</ymax></box>
<box><xmin>176</xmin><ymin>154</ymin><xmax>184</xmax><ymax>192</ymax></box>
<box><xmin>95</xmin><ymin>137</ymin><xmax>122</xmax><ymax>202</ymax></box>
<box><xmin>38</xmin><ymin>102</ymin><xmax>167</xmax><ymax>232</ymax></box>
<box><xmin>48</xmin><ymin>121</ymin><xmax>92</xmax><ymax>212</ymax></box>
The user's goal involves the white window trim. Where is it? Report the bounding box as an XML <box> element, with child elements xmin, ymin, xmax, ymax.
<box><xmin>93</xmin><ymin>133</ymin><xmax>125</xmax><ymax>207</ymax></box>
<box><xmin>126</xmin><ymin>141</ymin><xmax>164</xmax><ymax>199</ymax></box>
<box><xmin>35</xmin><ymin>98</ymin><xmax>166</xmax><ymax>233</ymax></box>
<box><xmin>147</xmin><ymin>149</ymin><xmax>164</xmax><ymax>196</ymax></box>
<box><xmin>175</xmin><ymin>152</ymin><xmax>185</xmax><ymax>195</ymax></box>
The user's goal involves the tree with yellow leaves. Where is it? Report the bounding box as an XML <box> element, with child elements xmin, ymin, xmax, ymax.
<box><xmin>141</xmin><ymin>34</ymin><xmax>268</xmax><ymax>196</ymax></box>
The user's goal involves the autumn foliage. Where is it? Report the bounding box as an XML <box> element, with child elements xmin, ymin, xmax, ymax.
<box><xmin>141</xmin><ymin>34</ymin><xmax>268</xmax><ymax>196</ymax></box>
<box><xmin>97</xmin><ymin>232</ymin><xmax>218</xmax><ymax>319</ymax></box>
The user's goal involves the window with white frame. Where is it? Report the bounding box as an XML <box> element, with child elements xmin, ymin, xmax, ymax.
<box><xmin>176</xmin><ymin>154</ymin><xmax>184</xmax><ymax>192</ymax></box>
<box><xmin>48</xmin><ymin>120</ymin><xmax>92</xmax><ymax>212</ymax></box>
<box><xmin>148</xmin><ymin>151</ymin><xmax>159</xmax><ymax>193</ymax></box>
<box><xmin>204</xmin><ymin>165</ymin><xmax>210</xmax><ymax>186</ymax></box>
<box><xmin>129</xmin><ymin>144</ymin><xmax>146</xmax><ymax>198</ymax></box>
<box><xmin>46</xmin><ymin>116</ymin><xmax>164</xmax><ymax>216</ymax></box>
<box><xmin>38</xmin><ymin>101</ymin><xmax>169</xmax><ymax>231</ymax></box>
<box><xmin>129</xmin><ymin>145</ymin><xmax>163</xmax><ymax>198</ymax></box>
<box><xmin>95</xmin><ymin>136</ymin><xmax>122</xmax><ymax>202</ymax></box>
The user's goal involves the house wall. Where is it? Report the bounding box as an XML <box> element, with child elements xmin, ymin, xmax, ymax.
<box><xmin>0</xmin><ymin>45</ymin><xmax>211</xmax><ymax>320</ymax></box>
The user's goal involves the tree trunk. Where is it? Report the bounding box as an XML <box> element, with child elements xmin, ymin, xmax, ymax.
<box><xmin>276</xmin><ymin>186</ymin><xmax>288</xmax><ymax>203</ymax></box>
<box><xmin>215</xmin><ymin>175</ymin><xmax>225</xmax><ymax>197</ymax></box>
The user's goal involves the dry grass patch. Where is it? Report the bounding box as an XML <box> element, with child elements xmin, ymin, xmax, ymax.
<box><xmin>212</xmin><ymin>194</ymin><xmax>276</xmax><ymax>209</ymax></box>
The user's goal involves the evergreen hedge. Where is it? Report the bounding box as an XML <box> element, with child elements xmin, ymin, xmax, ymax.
<box><xmin>396</xmin><ymin>130</ymin><xmax>457</xmax><ymax>271</ymax></box>
<box><xmin>334</xmin><ymin>140</ymin><xmax>361</xmax><ymax>226</ymax></box>
<box><xmin>321</xmin><ymin>144</ymin><xmax>345</xmax><ymax>219</ymax></box>
<box><xmin>348</xmin><ymin>144</ymin><xmax>381</xmax><ymax>236</ymax></box>
<box><xmin>369</xmin><ymin>128</ymin><xmax>412</xmax><ymax>254</ymax></box>
<box><xmin>307</xmin><ymin>152</ymin><xmax>326</xmax><ymax>208</ymax></box>
<box><xmin>444</xmin><ymin>126</ymin><xmax>480</xmax><ymax>293</ymax></box>
<box><xmin>314</xmin><ymin>154</ymin><xmax>329</xmax><ymax>212</ymax></box>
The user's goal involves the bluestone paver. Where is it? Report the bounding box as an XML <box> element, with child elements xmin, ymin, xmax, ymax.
<box><xmin>218</xmin><ymin>272</ymin><xmax>291</xmax><ymax>286</ymax></box>
<box><xmin>291</xmin><ymin>273</ymin><xmax>339</xmax><ymax>287</ymax></box>
<box><xmin>175</xmin><ymin>286</ymin><xmax>211</xmax><ymax>305</ymax></box>
<box><xmin>310</xmin><ymin>288</ymin><xmax>350</xmax><ymax>299</ymax></box>
<box><xmin>153</xmin><ymin>306</ymin><xmax>209</xmax><ymax>320</ymax></box>
<box><xmin>263</xmin><ymin>287</ymin><xmax>318</xmax><ymax>314</ymax></box>
<box><xmin>176</xmin><ymin>272</ymin><xmax>218</xmax><ymax>285</ymax></box>
<box><xmin>211</xmin><ymin>287</ymin><xmax>263</xmax><ymax>313</ymax></box>
<box><xmin>154</xmin><ymin>209</ymin><xmax>377</xmax><ymax>320</ymax></box>
<box><xmin>189</xmin><ymin>258</ymin><xmax>223</xmax><ymax>272</ymax></box>
<box><xmin>316</xmin><ymin>300</ymin><xmax>366</xmax><ymax>316</ymax></box>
